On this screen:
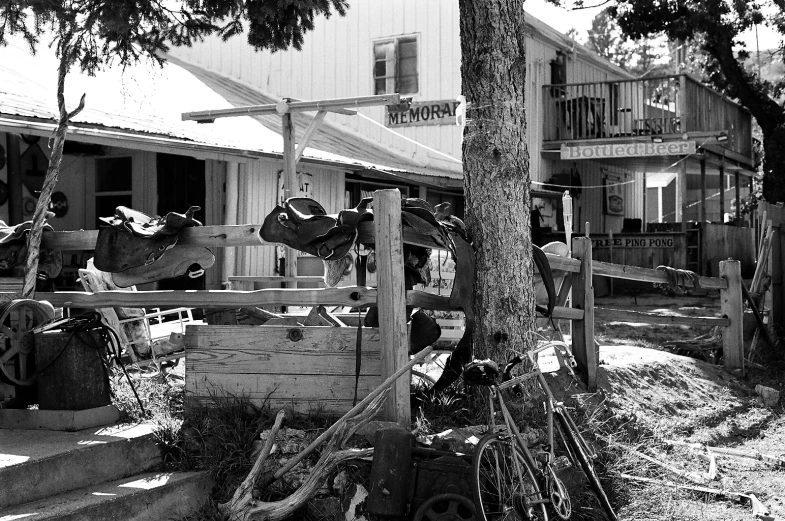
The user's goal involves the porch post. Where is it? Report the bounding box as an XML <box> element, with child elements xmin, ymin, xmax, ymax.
<box><xmin>222</xmin><ymin>161</ymin><xmax>240</xmax><ymax>288</ymax></box>
<box><xmin>678</xmin><ymin>158</ymin><xmax>688</xmax><ymax>231</ymax></box>
<box><xmin>735</xmin><ymin>171</ymin><xmax>741</xmax><ymax>222</ymax></box>
<box><xmin>5</xmin><ymin>134</ymin><xmax>23</xmax><ymax>225</ymax></box>
<box><xmin>700</xmin><ymin>158</ymin><xmax>707</xmax><ymax>223</ymax></box>
<box><xmin>282</xmin><ymin>113</ymin><xmax>298</xmax><ymax>284</ymax></box>
<box><xmin>719</xmin><ymin>158</ymin><xmax>725</xmax><ymax>222</ymax></box>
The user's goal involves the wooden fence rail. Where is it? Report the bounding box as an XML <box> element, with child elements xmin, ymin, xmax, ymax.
<box><xmin>19</xmin><ymin>194</ymin><xmax>747</xmax><ymax>419</ymax></box>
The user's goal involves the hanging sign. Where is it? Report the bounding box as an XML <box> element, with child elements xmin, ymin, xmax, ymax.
<box><xmin>604</xmin><ymin>175</ymin><xmax>625</xmax><ymax>216</ymax></box>
<box><xmin>387</xmin><ymin>100</ymin><xmax>462</xmax><ymax>128</ymax></box>
<box><xmin>592</xmin><ymin>236</ymin><xmax>675</xmax><ymax>249</ymax></box>
<box><xmin>561</xmin><ymin>141</ymin><xmax>696</xmax><ymax>159</ymax></box>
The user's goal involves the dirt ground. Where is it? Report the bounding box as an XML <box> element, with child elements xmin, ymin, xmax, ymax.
<box><xmin>584</xmin><ymin>290</ymin><xmax>785</xmax><ymax>521</ymax></box>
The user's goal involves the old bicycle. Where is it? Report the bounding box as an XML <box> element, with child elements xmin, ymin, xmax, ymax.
<box><xmin>465</xmin><ymin>341</ymin><xmax>617</xmax><ymax>521</ymax></box>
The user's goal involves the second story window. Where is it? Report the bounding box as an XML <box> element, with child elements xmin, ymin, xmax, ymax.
<box><xmin>374</xmin><ymin>36</ymin><xmax>418</xmax><ymax>95</ymax></box>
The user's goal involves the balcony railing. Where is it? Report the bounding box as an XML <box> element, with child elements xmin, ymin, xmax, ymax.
<box><xmin>543</xmin><ymin>75</ymin><xmax>752</xmax><ymax>158</ymax></box>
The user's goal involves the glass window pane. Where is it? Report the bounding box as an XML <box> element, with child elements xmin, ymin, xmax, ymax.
<box><xmin>96</xmin><ymin>157</ymin><xmax>132</xmax><ymax>192</ymax></box>
<box><xmin>374</xmin><ymin>60</ymin><xmax>387</xmax><ymax>78</ymax></box>
<box><xmin>375</xmin><ymin>79</ymin><xmax>387</xmax><ymax>94</ymax></box>
<box><xmin>397</xmin><ymin>39</ymin><xmax>417</xmax><ymax>94</ymax></box>
<box><xmin>398</xmin><ymin>74</ymin><xmax>418</xmax><ymax>94</ymax></box>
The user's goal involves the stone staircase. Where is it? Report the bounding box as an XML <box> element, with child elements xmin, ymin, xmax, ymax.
<box><xmin>0</xmin><ymin>422</ymin><xmax>212</xmax><ymax>520</ymax></box>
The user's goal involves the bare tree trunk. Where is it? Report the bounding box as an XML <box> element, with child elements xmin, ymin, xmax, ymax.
<box><xmin>22</xmin><ymin>39</ymin><xmax>85</xmax><ymax>297</ymax></box>
<box><xmin>458</xmin><ymin>0</ymin><xmax>535</xmax><ymax>361</ymax></box>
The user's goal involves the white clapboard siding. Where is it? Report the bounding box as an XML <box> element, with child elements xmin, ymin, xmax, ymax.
<box><xmin>168</xmin><ymin>0</ymin><xmax>634</xmax><ymax>186</ymax></box>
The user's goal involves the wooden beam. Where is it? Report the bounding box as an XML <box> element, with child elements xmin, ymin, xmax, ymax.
<box><xmin>571</xmin><ymin>237</ymin><xmax>597</xmax><ymax>389</ymax></box>
<box><xmin>595</xmin><ymin>308</ymin><xmax>730</xmax><ymax>327</ymax></box>
<box><xmin>5</xmin><ymin>134</ymin><xmax>23</xmax><ymax>225</ymax></box>
<box><xmin>720</xmin><ymin>259</ymin><xmax>744</xmax><ymax>374</ymax></box>
<box><xmin>374</xmin><ymin>189</ymin><xmax>410</xmax><ymax>426</ymax></box>
<box><xmin>182</xmin><ymin>94</ymin><xmax>402</xmax><ymax>122</ymax></box>
<box><xmin>282</xmin><ymin>113</ymin><xmax>298</xmax><ymax>285</ymax></box>
<box><xmin>294</xmin><ymin>110</ymin><xmax>327</xmax><ymax>164</ymax></box>
<box><xmin>679</xmin><ymin>158</ymin><xmax>688</xmax><ymax>231</ymax></box>
<box><xmin>700</xmin><ymin>158</ymin><xmax>707</xmax><ymax>223</ymax></box>
<box><xmin>735</xmin><ymin>171</ymin><xmax>741</xmax><ymax>221</ymax></box>
<box><xmin>592</xmin><ymin>260</ymin><xmax>728</xmax><ymax>289</ymax></box>
<box><xmin>39</xmin><ymin>287</ymin><xmax>378</xmax><ymax>309</ymax></box>
<box><xmin>719</xmin><ymin>157</ymin><xmax>725</xmax><ymax>221</ymax></box>
<box><xmin>40</xmin><ymin>224</ymin><xmax>266</xmax><ymax>251</ymax></box>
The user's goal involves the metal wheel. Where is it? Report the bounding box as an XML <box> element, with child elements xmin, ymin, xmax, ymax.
<box><xmin>0</xmin><ymin>299</ymin><xmax>55</xmax><ymax>386</ymax></box>
<box><xmin>547</xmin><ymin>468</ymin><xmax>571</xmax><ymax>520</ymax></box>
<box><xmin>472</xmin><ymin>433</ymin><xmax>548</xmax><ymax>521</ymax></box>
<box><xmin>413</xmin><ymin>493</ymin><xmax>476</xmax><ymax>521</ymax></box>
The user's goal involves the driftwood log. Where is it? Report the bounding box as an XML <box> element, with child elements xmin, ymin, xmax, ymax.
<box><xmin>220</xmin><ymin>346</ymin><xmax>434</xmax><ymax>521</ymax></box>
<box><xmin>219</xmin><ymin>391</ymin><xmax>385</xmax><ymax>521</ymax></box>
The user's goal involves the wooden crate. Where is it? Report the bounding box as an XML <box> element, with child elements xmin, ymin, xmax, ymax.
<box><xmin>184</xmin><ymin>325</ymin><xmax>382</xmax><ymax>414</ymax></box>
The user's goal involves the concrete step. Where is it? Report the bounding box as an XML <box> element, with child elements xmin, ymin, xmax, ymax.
<box><xmin>0</xmin><ymin>470</ymin><xmax>212</xmax><ymax>521</ymax></box>
<box><xmin>0</xmin><ymin>423</ymin><xmax>162</xmax><ymax>509</ymax></box>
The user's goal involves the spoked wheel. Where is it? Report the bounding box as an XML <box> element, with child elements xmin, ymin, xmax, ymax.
<box><xmin>472</xmin><ymin>433</ymin><xmax>548</xmax><ymax>521</ymax></box>
<box><xmin>554</xmin><ymin>407</ymin><xmax>617</xmax><ymax>521</ymax></box>
<box><xmin>0</xmin><ymin>299</ymin><xmax>55</xmax><ymax>386</ymax></box>
<box><xmin>413</xmin><ymin>493</ymin><xmax>476</xmax><ymax>521</ymax></box>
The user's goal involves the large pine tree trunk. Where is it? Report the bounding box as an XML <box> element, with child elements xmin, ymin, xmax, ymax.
<box><xmin>458</xmin><ymin>0</ymin><xmax>535</xmax><ymax>361</ymax></box>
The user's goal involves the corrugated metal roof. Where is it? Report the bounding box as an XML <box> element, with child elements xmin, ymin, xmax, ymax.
<box><xmin>0</xmin><ymin>37</ymin><xmax>453</xmax><ymax>181</ymax></box>
<box><xmin>165</xmin><ymin>55</ymin><xmax>463</xmax><ymax>182</ymax></box>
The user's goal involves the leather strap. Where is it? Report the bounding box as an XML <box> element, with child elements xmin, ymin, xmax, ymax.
<box><xmin>353</xmin><ymin>252</ymin><xmax>368</xmax><ymax>406</ymax></box>
<box><xmin>533</xmin><ymin>244</ymin><xmax>556</xmax><ymax>317</ymax></box>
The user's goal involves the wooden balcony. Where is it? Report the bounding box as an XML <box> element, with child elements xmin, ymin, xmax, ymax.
<box><xmin>543</xmin><ymin>75</ymin><xmax>753</xmax><ymax>160</ymax></box>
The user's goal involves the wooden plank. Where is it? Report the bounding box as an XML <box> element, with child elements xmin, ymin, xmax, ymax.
<box><xmin>186</xmin><ymin>349</ymin><xmax>381</xmax><ymax>375</ymax></box>
<box><xmin>595</xmin><ymin>308</ymin><xmax>730</xmax><ymax>327</ymax></box>
<box><xmin>186</xmin><ymin>395</ymin><xmax>368</xmax><ymax>413</ymax></box>
<box><xmin>592</xmin><ymin>260</ymin><xmax>728</xmax><ymax>289</ymax></box>
<box><xmin>185</xmin><ymin>325</ymin><xmax>380</xmax><ymax>350</ymax></box>
<box><xmin>720</xmin><ymin>260</ymin><xmax>744</xmax><ymax>374</ymax></box>
<box><xmin>374</xmin><ymin>189</ymin><xmax>410</xmax><ymax>425</ymax></box>
<box><xmin>572</xmin><ymin>237</ymin><xmax>597</xmax><ymax>389</ymax></box>
<box><xmin>186</xmin><ymin>373</ymin><xmax>382</xmax><ymax>402</ymax></box>
<box><xmin>294</xmin><ymin>110</ymin><xmax>327</xmax><ymax>163</ymax></box>
<box><xmin>41</xmin><ymin>224</ymin><xmax>266</xmax><ymax>251</ymax></box>
<box><xmin>40</xmin><ymin>286</ymin><xmax>378</xmax><ymax>309</ymax></box>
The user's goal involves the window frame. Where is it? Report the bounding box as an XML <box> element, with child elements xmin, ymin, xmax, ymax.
<box><xmin>372</xmin><ymin>34</ymin><xmax>420</xmax><ymax>96</ymax></box>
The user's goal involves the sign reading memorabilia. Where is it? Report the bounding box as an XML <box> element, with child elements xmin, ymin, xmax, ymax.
<box><xmin>560</xmin><ymin>141</ymin><xmax>696</xmax><ymax>160</ymax></box>
<box><xmin>387</xmin><ymin>100</ymin><xmax>462</xmax><ymax>128</ymax></box>
<box><xmin>592</xmin><ymin>236</ymin><xmax>675</xmax><ymax>249</ymax></box>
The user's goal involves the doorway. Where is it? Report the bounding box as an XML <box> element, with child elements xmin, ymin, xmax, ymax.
<box><xmin>156</xmin><ymin>153</ymin><xmax>206</xmax><ymax>290</ymax></box>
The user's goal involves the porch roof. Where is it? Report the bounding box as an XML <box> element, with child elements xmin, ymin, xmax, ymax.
<box><xmin>0</xmin><ymin>37</ymin><xmax>455</xmax><ymax>187</ymax></box>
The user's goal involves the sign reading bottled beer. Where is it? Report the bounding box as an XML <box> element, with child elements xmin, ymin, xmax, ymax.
<box><xmin>387</xmin><ymin>100</ymin><xmax>462</xmax><ymax>128</ymax></box>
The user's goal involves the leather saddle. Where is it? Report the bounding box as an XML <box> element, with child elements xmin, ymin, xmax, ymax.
<box><xmin>261</xmin><ymin>197</ymin><xmax>374</xmax><ymax>260</ymax></box>
<box><xmin>0</xmin><ymin>220</ymin><xmax>62</xmax><ymax>280</ymax></box>
<box><xmin>94</xmin><ymin>206</ymin><xmax>215</xmax><ymax>288</ymax></box>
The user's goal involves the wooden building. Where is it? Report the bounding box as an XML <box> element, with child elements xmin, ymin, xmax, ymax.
<box><xmin>167</xmin><ymin>0</ymin><xmax>758</xmax><ymax>278</ymax></box>
<box><xmin>0</xmin><ymin>37</ymin><xmax>420</xmax><ymax>290</ymax></box>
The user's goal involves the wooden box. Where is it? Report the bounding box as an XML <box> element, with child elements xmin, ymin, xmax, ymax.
<box><xmin>184</xmin><ymin>325</ymin><xmax>382</xmax><ymax>415</ymax></box>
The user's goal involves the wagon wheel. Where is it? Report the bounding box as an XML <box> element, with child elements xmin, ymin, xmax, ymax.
<box><xmin>0</xmin><ymin>299</ymin><xmax>55</xmax><ymax>386</ymax></box>
<box><xmin>413</xmin><ymin>493</ymin><xmax>476</xmax><ymax>521</ymax></box>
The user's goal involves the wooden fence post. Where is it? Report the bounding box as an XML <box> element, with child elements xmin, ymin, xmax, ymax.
<box><xmin>719</xmin><ymin>259</ymin><xmax>744</xmax><ymax>375</ymax></box>
<box><xmin>374</xmin><ymin>189</ymin><xmax>410</xmax><ymax>426</ymax></box>
<box><xmin>571</xmin><ymin>237</ymin><xmax>597</xmax><ymax>389</ymax></box>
